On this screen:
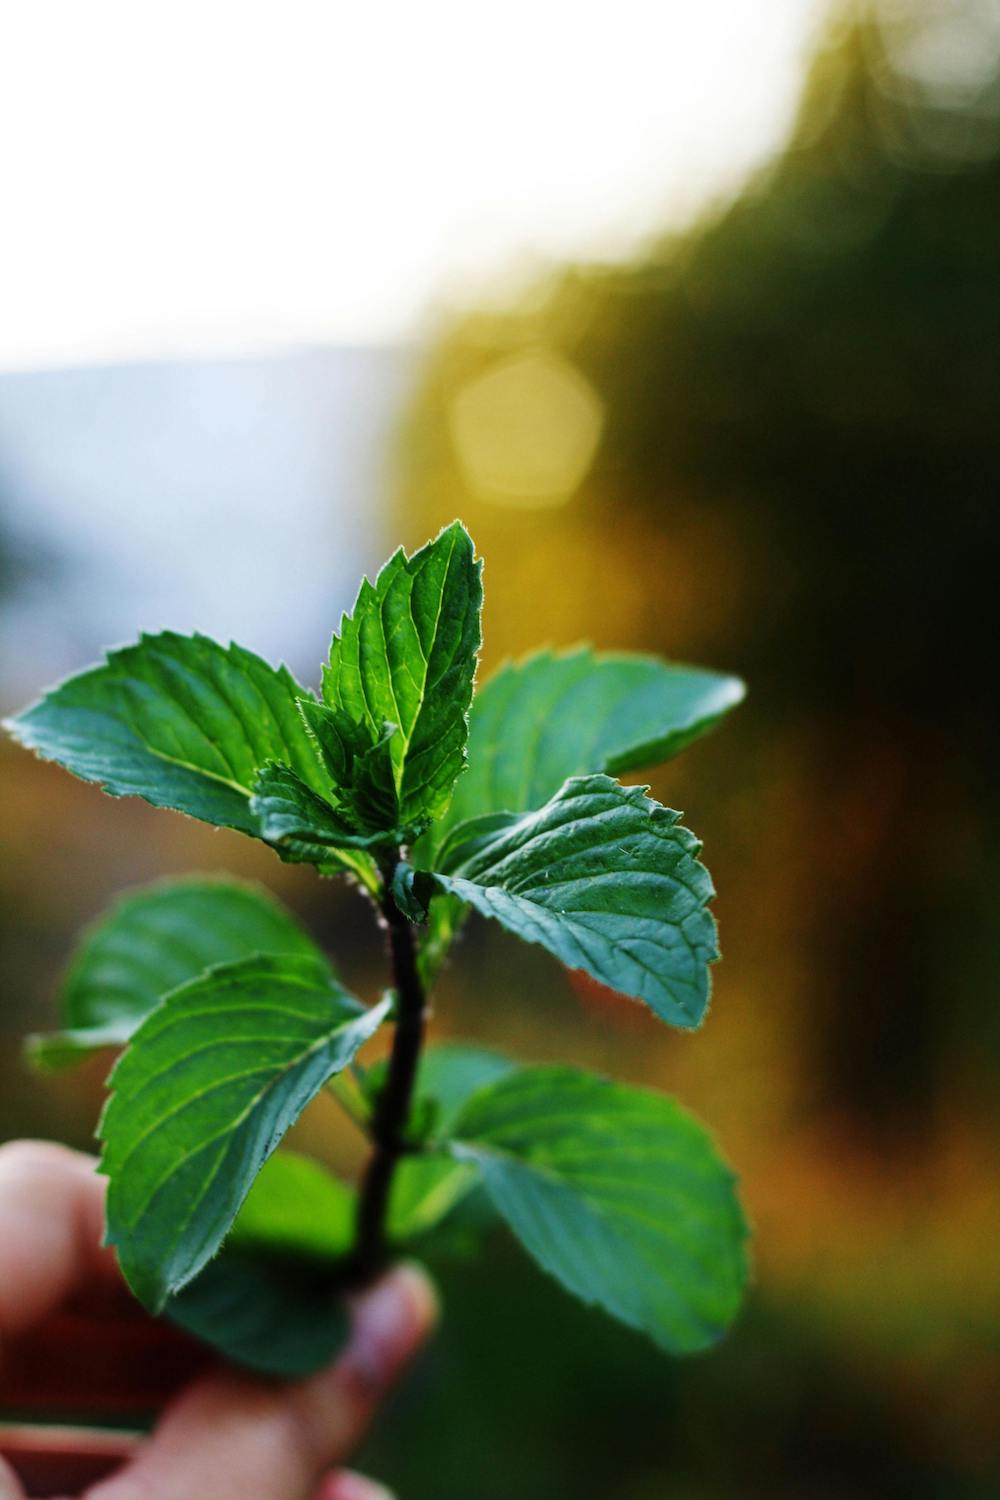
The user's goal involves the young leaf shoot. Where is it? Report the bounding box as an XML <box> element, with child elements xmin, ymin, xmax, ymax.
<box><xmin>6</xmin><ymin>521</ymin><xmax>748</xmax><ymax>1377</ymax></box>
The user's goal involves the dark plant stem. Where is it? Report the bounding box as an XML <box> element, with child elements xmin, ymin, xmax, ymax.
<box><xmin>351</xmin><ymin>865</ymin><xmax>427</xmax><ymax>1280</ymax></box>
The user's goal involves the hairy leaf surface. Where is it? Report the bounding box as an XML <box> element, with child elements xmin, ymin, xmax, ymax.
<box><xmin>322</xmin><ymin>522</ymin><xmax>482</xmax><ymax>832</ymax></box>
<box><xmin>428</xmin><ymin>775</ymin><xmax>718</xmax><ymax>1028</ymax></box>
<box><xmin>451</xmin><ymin>1066</ymin><xmax>748</xmax><ymax>1353</ymax></box>
<box><xmin>100</xmin><ymin>954</ymin><xmax>389</xmax><ymax>1310</ymax></box>
<box><xmin>28</xmin><ymin>877</ymin><xmax>326</xmax><ymax>1072</ymax></box>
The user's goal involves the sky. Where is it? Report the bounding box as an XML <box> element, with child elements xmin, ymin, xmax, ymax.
<box><xmin>0</xmin><ymin>0</ymin><xmax>825</xmax><ymax>371</ymax></box>
<box><xmin>0</xmin><ymin>350</ymin><xmax>409</xmax><ymax>704</ymax></box>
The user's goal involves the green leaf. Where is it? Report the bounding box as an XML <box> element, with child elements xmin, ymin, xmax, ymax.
<box><xmin>99</xmin><ymin>953</ymin><xmax>390</xmax><ymax>1311</ymax></box>
<box><xmin>416</xmin><ymin>646</ymin><xmax>742</xmax><ymax>976</ymax></box>
<box><xmin>26</xmin><ymin>1022</ymin><xmax>140</xmax><ymax>1074</ymax></box>
<box><xmin>250</xmin><ymin>762</ymin><xmax>387</xmax><ymax>872</ymax></box>
<box><xmin>166</xmin><ymin>1247</ymin><xmax>348</xmax><ymax>1378</ymax></box>
<box><xmin>363</xmin><ymin>1042</ymin><xmax>517</xmax><ymax>1145</ymax></box>
<box><xmin>388</xmin><ymin>1156</ymin><xmax>482</xmax><ymax>1243</ymax></box>
<box><xmin>167</xmin><ymin>1152</ymin><xmax>356</xmax><ymax>1374</ymax></box>
<box><xmin>322</xmin><ymin>522</ymin><xmax>483</xmax><ymax>834</ymax></box>
<box><xmin>4</xmin><ymin>631</ymin><xmax>328</xmax><ymax>834</ymax></box>
<box><xmin>300</xmin><ymin>699</ymin><xmax>401</xmax><ymax>836</ymax></box>
<box><xmin>27</xmin><ymin>876</ymin><xmax>327</xmax><ymax>1073</ymax></box>
<box><xmin>427</xmin><ymin>774</ymin><xmax>718</xmax><ymax>1029</ymax></box>
<box><xmin>389</xmin><ymin>861</ymin><xmax>429</xmax><ymax>924</ymax></box>
<box><xmin>409</xmin><ymin>1043</ymin><xmax>519</xmax><ymax>1137</ymax></box>
<box><xmin>422</xmin><ymin>646</ymin><xmax>744</xmax><ymax>858</ymax></box>
<box><xmin>450</xmin><ymin>1066</ymin><xmax>748</xmax><ymax>1354</ymax></box>
<box><xmin>227</xmin><ymin>1150</ymin><xmax>355</xmax><ymax>1262</ymax></box>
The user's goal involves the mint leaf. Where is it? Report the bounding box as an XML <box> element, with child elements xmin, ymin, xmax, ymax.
<box><xmin>362</xmin><ymin>1041</ymin><xmax>517</xmax><ymax>1147</ymax></box>
<box><xmin>167</xmin><ymin>1151</ymin><xmax>356</xmax><ymax>1374</ymax></box>
<box><xmin>250</xmin><ymin>762</ymin><xmax>387</xmax><ymax>873</ymax></box>
<box><xmin>99</xmin><ymin>954</ymin><xmax>390</xmax><ymax>1311</ymax></box>
<box><xmin>408</xmin><ymin>1043</ymin><xmax>518</xmax><ymax>1136</ymax></box>
<box><xmin>391</xmin><ymin>1052</ymin><xmax>515</xmax><ymax>1243</ymax></box>
<box><xmin>25</xmin><ymin>1022</ymin><xmax>145</xmax><ymax>1074</ymax></box>
<box><xmin>389</xmin><ymin>861</ymin><xmax>430</xmax><ymax>924</ymax></box>
<box><xmin>250</xmin><ymin>763</ymin><xmax>352</xmax><ymax>853</ymax></box>
<box><xmin>322</xmin><ymin>522</ymin><xmax>483</xmax><ymax>834</ymax></box>
<box><xmin>450</xmin><ymin>1066</ymin><xmax>748</xmax><ymax>1354</ymax></box>
<box><xmin>299</xmin><ymin>699</ymin><xmax>400</xmax><ymax>835</ymax></box>
<box><xmin>4</xmin><ymin>632</ymin><xmax>382</xmax><ymax>884</ymax></box>
<box><xmin>388</xmin><ymin>1157</ymin><xmax>481</xmax><ymax>1243</ymax></box>
<box><xmin>5</xmin><ymin>631</ymin><xmax>328</xmax><ymax>833</ymax></box>
<box><xmin>427</xmin><ymin>774</ymin><xmax>717</xmax><ymax>1029</ymax></box>
<box><xmin>228</xmin><ymin>1150</ymin><xmax>355</xmax><ymax>1262</ymax></box>
<box><xmin>27</xmin><ymin>876</ymin><xmax>327</xmax><ymax>1072</ymax></box>
<box><xmin>166</xmin><ymin>1248</ymin><xmax>348</xmax><ymax>1378</ymax></box>
<box><xmin>422</xmin><ymin>646</ymin><xmax>744</xmax><ymax>859</ymax></box>
<box><xmin>416</xmin><ymin>647</ymin><xmax>742</xmax><ymax>976</ymax></box>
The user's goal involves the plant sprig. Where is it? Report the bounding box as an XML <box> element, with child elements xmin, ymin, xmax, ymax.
<box><xmin>7</xmin><ymin>521</ymin><xmax>749</xmax><ymax>1374</ymax></box>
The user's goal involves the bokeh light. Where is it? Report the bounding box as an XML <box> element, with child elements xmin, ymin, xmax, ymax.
<box><xmin>448</xmin><ymin>348</ymin><xmax>603</xmax><ymax>508</ymax></box>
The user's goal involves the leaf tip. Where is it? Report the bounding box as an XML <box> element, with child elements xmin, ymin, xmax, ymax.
<box><xmin>21</xmin><ymin>1033</ymin><xmax>52</xmax><ymax>1072</ymax></box>
<box><xmin>439</xmin><ymin>516</ymin><xmax>473</xmax><ymax>545</ymax></box>
<box><xmin>726</xmin><ymin>672</ymin><xmax>748</xmax><ymax>706</ymax></box>
<box><xmin>127</xmin><ymin>1259</ymin><xmax>171</xmax><ymax>1316</ymax></box>
<box><xmin>1</xmin><ymin>711</ymin><xmax>29</xmax><ymax>746</ymax></box>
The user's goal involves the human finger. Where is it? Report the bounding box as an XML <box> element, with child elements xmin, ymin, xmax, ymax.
<box><xmin>0</xmin><ymin>1141</ymin><xmax>116</xmax><ymax>1343</ymax></box>
<box><xmin>312</xmin><ymin>1469</ymin><xmax>395</xmax><ymax>1500</ymax></box>
<box><xmin>83</xmin><ymin>1263</ymin><xmax>437</xmax><ymax>1500</ymax></box>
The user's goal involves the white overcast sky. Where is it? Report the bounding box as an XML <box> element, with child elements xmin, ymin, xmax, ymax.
<box><xmin>0</xmin><ymin>0</ymin><xmax>824</xmax><ymax>371</ymax></box>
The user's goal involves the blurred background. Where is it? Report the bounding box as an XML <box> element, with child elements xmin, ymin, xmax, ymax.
<box><xmin>1</xmin><ymin>1</ymin><xmax>998</xmax><ymax>1495</ymax></box>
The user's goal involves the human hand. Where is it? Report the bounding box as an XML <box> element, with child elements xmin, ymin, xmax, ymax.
<box><xmin>0</xmin><ymin>1141</ymin><xmax>436</xmax><ymax>1500</ymax></box>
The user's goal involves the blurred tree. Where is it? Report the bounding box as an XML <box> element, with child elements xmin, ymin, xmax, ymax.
<box><xmin>396</xmin><ymin>0</ymin><xmax>1000</xmax><ymax>1142</ymax></box>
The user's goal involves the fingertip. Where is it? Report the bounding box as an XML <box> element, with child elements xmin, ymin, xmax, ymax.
<box><xmin>347</xmin><ymin>1261</ymin><xmax>438</xmax><ymax>1390</ymax></box>
<box><xmin>0</xmin><ymin>1139</ymin><xmax>98</xmax><ymax>1184</ymax></box>
<box><xmin>293</xmin><ymin>1261</ymin><xmax>438</xmax><ymax>1470</ymax></box>
<box><xmin>0</xmin><ymin>1141</ymin><xmax>113</xmax><ymax>1339</ymax></box>
<box><xmin>313</xmin><ymin>1468</ymin><xmax>395</xmax><ymax>1500</ymax></box>
<box><xmin>377</xmin><ymin>1261</ymin><xmax>440</xmax><ymax>1341</ymax></box>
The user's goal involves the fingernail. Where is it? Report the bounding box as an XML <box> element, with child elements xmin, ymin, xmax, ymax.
<box><xmin>317</xmin><ymin>1470</ymin><xmax>397</xmax><ymax>1500</ymax></box>
<box><xmin>349</xmin><ymin>1262</ymin><xmax>438</xmax><ymax>1388</ymax></box>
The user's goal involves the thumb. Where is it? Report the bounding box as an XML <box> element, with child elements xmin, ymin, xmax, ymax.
<box><xmin>295</xmin><ymin>1263</ymin><xmax>439</xmax><ymax>1465</ymax></box>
